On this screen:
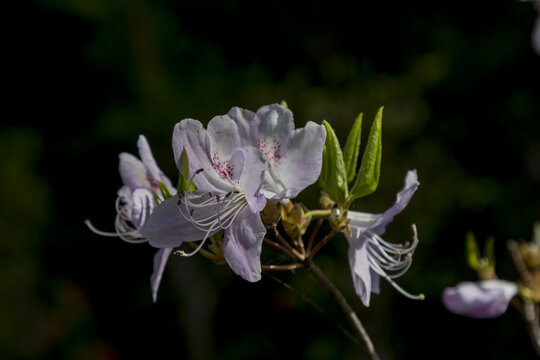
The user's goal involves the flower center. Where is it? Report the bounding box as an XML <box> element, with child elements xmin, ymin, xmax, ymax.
<box><xmin>257</xmin><ymin>136</ymin><xmax>282</xmax><ymax>168</ymax></box>
<box><xmin>211</xmin><ymin>152</ymin><xmax>238</xmax><ymax>184</ymax></box>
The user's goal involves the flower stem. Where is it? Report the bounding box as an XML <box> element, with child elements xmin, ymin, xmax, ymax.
<box><xmin>305</xmin><ymin>259</ymin><xmax>380</xmax><ymax>360</ymax></box>
<box><xmin>507</xmin><ymin>240</ymin><xmax>540</xmax><ymax>356</ymax></box>
<box><xmin>308</xmin><ymin>226</ymin><xmax>341</xmax><ymax>259</ymax></box>
<box><xmin>262</xmin><ymin>264</ymin><xmax>304</xmax><ymax>271</ymax></box>
<box><xmin>304</xmin><ymin>209</ymin><xmax>332</xmax><ymax>219</ymax></box>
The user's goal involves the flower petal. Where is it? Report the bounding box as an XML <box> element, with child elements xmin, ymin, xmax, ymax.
<box><xmin>131</xmin><ymin>188</ymin><xmax>155</xmax><ymax>230</ymax></box>
<box><xmin>222</xmin><ymin>207</ymin><xmax>265</xmax><ymax>282</ymax></box>
<box><xmin>137</xmin><ymin>135</ymin><xmax>173</xmax><ymax>190</ymax></box>
<box><xmin>150</xmin><ymin>247</ymin><xmax>172</xmax><ymax>302</ymax></box>
<box><xmin>142</xmin><ymin>194</ymin><xmax>219</xmax><ymax>248</ymax></box>
<box><xmin>346</xmin><ymin>228</ymin><xmax>373</xmax><ymax>306</ymax></box>
<box><xmin>172</xmin><ymin>119</ymin><xmax>236</xmax><ymax>193</ymax></box>
<box><xmin>369</xmin><ymin>169</ymin><xmax>419</xmax><ymax>236</ymax></box>
<box><xmin>442</xmin><ymin>280</ymin><xmax>518</xmax><ymax>318</ymax></box>
<box><xmin>117</xmin><ymin>185</ymin><xmax>133</xmax><ymax>219</ymax></box>
<box><xmin>119</xmin><ymin>152</ymin><xmax>150</xmax><ymax>191</ymax></box>
<box><xmin>227</xmin><ymin>107</ymin><xmax>254</xmax><ymax>146</ymax></box>
<box><xmin>263</xmin><ymin>121</ymin><xmax>326</xmax><ymax>199</ymax></box>
<box><xmin>236</xmin><ymin>147</ymin><xmax>267</xmax><ymax>212</ymax></box>
<box><xmin>205</xmin><ymin>115</ymin><xmax>242</xmax><ymax>162</ymax></box>
<box><xmin>250</xmin><ymin>103</ymin><xmax>294</xmax><ymax>153</ymax></box>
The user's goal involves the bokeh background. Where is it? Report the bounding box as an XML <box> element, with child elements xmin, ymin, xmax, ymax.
<box><xmin>3</xmin><ymin>0</ymin><xmax>540</xmax><ymax>359</ymax></box>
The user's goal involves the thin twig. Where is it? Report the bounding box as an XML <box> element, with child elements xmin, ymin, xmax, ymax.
<box><xmin>262</xmin><ymin>264</ymin><xmax>304</xmax><ymax>271</ymax></box>
<box><xmin>507</xmin><ymin>240</ymin><xmax>540</xmax><ymax>357</ymax></box>
<box><xmin>264</xmin><ymin>273</ymin><xmax>360</xmax><ymax>346</ymax></box>
<box><xmin>271</xmin><ymin>227</ymin><xmax>304</xmax><ymax>260</ymax></box>
<box><xmin>305</xmin><ymin>259</ymin><xmax>380</xmax><ymax>360</ymax></box>
<box><xmin>309</xmin><ymin>226</ymin><xmax>341</xmax><ymax>259</ymax></box>
<box><xmin>307</xmin><ymin>218</ymin><xmax>323</xmax><ymax>253</ymax></box>
<box><xmin>264</xmin><ymin>237</ymin><xmax>295</xmax><ymax>257</ymax></box>
<box><xmin>508</xmin><ymin>240</ymin><xmax>533</xmax><ymax>285</ymax></box>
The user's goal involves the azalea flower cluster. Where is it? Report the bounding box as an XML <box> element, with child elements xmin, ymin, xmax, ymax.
<box><xmin>442</xmin><ymin>226</ymin><xmax>540</xmax><ymax>355</ymax></box>
<box><xmin>87</xmin><ymin>103</ymin><xmax>422</xmax><ymax>359</ymax></box>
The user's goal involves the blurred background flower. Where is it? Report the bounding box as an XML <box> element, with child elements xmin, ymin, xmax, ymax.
<box><xmin>2</xmin><ymin>0</ymin><xmax>539</xmax><ymax>359</ymax></box>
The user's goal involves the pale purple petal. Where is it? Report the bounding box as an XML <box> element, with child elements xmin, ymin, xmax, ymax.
<box><xmin>117</xmin><ymin>185</ymin><xmax>133</xmax><ymax>218</ymax></box>
<box><xmin>346</xmin><ymin>228</ymin><xmax>372</xmax><ymax>306</ymax></box>
<box><xmin>119</xmin><ymin>152</ymin><xmax>150</xmax><ymax>191</ymax></box>
<box><xmin>237</xmin><ymin>147</ymin><xmax>267</xmax><ymax>213</ymax></box>
<box><xmin>262</xmin><ymin>121</ymin><xmax>326</xmax><ymax>199</ymax></box>
<box><xmin>172</xmin><ymin>119</ymin><xmax>236</xmax><ymax>193</ymax></box>
<box><xmin>227</xmin><ymin>107</ymin><xmax>254</xmax><ymax>146</ymax></box>
<box><xmin>142</xmin><ymin>194</ymin><xmax>219</xmax><ymax>248</ymax></box>
<box><xmin>369</xmin><ymin>169</ymin><xmax>419</xmax><ymax>236</ymax></box>
<box><xmin>205</xmin><ymin>115</ymin><xmax>242</xmax><ymax>162</ymax></box>
<box><xmin>137</xmin><ymin>135</ymin><xmax>173</xmax><ymax>190</ymax></box>
<box><xmin>131</xmin><ymin>188</ymin><xmax>155</xmax><ymax>230</ymax></box>
<box><xmin>150</xmin><ymin>248</ymin><xmax>172</xmax><ymax>302</ymax></box>
<box><xmin>442</xmin><ymin>280</ymin><xmax>518</xmax><ymax>319</ymax></box>
<box><xmin>250</xmin><ymin>103</ymin><xmax>294</xmax><ymax>154</ymax></box>
<box><xmin>222</xmin><ymin>207</ymin><xmax>265</xmax><ymax>282</ymax></box>
<box><xmin>370</xmin><ymin>269</ymin><xmax>380</xmax><ymax>294</ymax></box>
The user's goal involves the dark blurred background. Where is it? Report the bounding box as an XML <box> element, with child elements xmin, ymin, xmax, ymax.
<box><xmin>2</xmin><ymin>0</ymin><xmax>539</xmax><ymax>359</ymax></box>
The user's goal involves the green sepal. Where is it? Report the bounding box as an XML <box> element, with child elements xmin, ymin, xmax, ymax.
<box><xmin>280</xmin><ymin>100</ymin><xmax>288</xmax><ymax>109</ymax></box>
<box><xmin>177</xmin><ymin>149</ymin><xmax>196</xmax><ymax>192</ymax></box>
<box><xmin>484</xmin><ymin>236</ymin><xmax>495</xmax><ymax>267</ymax></box>
<box><xmin>343</xmin><ymin>113</ymin><xmax>363</xmax><ymax>184</ymax></box>
<box><xmin>152</xmin><ymin>190</ymin><xmax>162</xmax><ymax>205</ymax></box>
<box><xmin>466</xmin><ymin>232</ymin><xmax>481</xmax><ymax>270</ymax></box>
<box><xmin>158</xmin><ymin>180</ymin><xmax>173</xmax><ymax>200</ymax></box>
<box><xmin>319</xmin><ymin>120</ymin><xmax>348</xmax><ymax>206</ymax></box>
<box><xmin>349</xmin><ymin>107</ymin><xmax>383</xmax><ymax>200</ymax></box>
<box><xmin>177</xmin><ymin>173</ymin><xmax>195</xmax><ymax>192</ymax></box>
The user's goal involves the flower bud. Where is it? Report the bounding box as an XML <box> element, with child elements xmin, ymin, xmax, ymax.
<box><xmin>280</xmin><ymin>202</ymin><xmax>311</xmax><ymax>238</ymax></box>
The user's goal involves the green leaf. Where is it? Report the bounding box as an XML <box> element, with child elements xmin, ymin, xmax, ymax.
<box><xmin>178</xmin><ymin>148</ymin><xmax>190</xmax><ymax>179</ymax></box>
<box><xmin>343</xmin><ymin>113</ymin><xmax>363</xmax><ymax>183</ymax></box>
<box><xmin>152</xmin><ymin>190</ymin><xmax>162</xmax><ymax>205</ymax></box>
<box><xmin>177</xmin><ymin>173</ymin><xmax>195</xmax><ymax>192</ymax></box>
<box><xmin>466</xmin><ymin>232</ymin><xmax>481</xmax><ymax>270</ymax></box>
<box><xmin>318</xmin><ymin>120</ymin><xmax>348</xmax><ymax>206</ymax></box>
<box><xmin>349</xmin><ymin>107</ymin><xmax>383</xmax><ymax>200</ymax></box>
<box><xmin>158</xmin><ymin>180</ymin><xmax>173</xmax><ymax>200</ymax></box>
<box><xmin>177</xmin><ymin>149</ymin><xmax>196</xmax><ymax>192</ymax></box>
<box><xmin>484</xmin><ymin>236</ymin><xmax>495</xmax><ymax>267</ymax></box>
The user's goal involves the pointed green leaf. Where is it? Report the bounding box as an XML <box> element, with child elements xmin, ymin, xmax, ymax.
<box><xmin>318</xmin><ymin>120</ymin><xmax>348</xmax><ymax>205</ymax></box>
<box><xmin>152</xmin><ymin>190</ymin><xmax>162</xmax><ymax>205</ymax></box>
<box><xmin>343</xmin><ymin>113</ymin><xmax>363</xmax><ymax>183</ymax></box>
<box><xmin>177</xmin><ymin>173</ymin><xmax>195</xmax><ymax>192</ymax></box>
<box><xmin>178</xmin><ymin>148</ymin><xmax>190</xmax><ymax>179</ymax></box>
<box><xmin>280</xmin><ymin>100</ymin><xmax>288</xmax><ymax>108</ymax></box>
<box><xmin>349</xmin><ymin>107</ymin><xmax>383</xmax><ymax>200</ymax></box>
<box><xmin>177</xmin><ymin>149</ymin><xmax>196</xmax><ymax>192</ymax></box>
<box><xmin>466</xmin><ymin>232</ymin><xmax>481</xmax><ymax>270</ymax></box>
<box><xmin>484</xmin><ymin>236</ymin><xmax>495</xmax><ymax>267</ymax></box>
<box><xmin>158</xmin><ymin>180</ymin><xmax>173</xmax><ymax>200</ymax></box>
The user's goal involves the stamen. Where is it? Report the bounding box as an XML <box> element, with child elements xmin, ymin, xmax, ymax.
<box><xmin>174</xmin><ymin>168</ymin><xmax>248</xmax><ymax>257</ymax></box>
<box><xmin>174</xmin><ymin>237</ymin><xmax>209</xmax><ymax>257</ymax></box>
<box><xmin>365</xmin><ymin>224</ymin><xmax>423</xmax><ymax>300</ymax></box>
<box><xmin>85</xmin><ymin>219</ymin><xmax>119</xmax><ymax>237</ymax></box>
